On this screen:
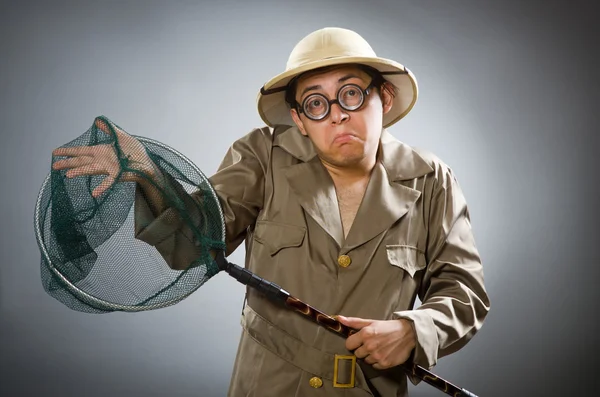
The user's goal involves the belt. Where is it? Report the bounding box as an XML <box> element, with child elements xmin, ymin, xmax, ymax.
<box><xmin>241</xmin><ymin>305</ymin><xmax>381</xmax><ymax>393</ymax></box>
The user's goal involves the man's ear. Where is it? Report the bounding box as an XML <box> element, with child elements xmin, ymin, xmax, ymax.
<box><xmin>380</xmin><ymin>82</ymin><xmax>394</xmax><ymax>115</ymax></box>
<box><xmin>290</xmin><ymin>108</ymin><xmax>308</xmax><ymax>136</ymax></box>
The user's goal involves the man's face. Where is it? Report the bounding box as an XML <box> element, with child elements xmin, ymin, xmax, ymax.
<box><xmin>290</xmin><ymin>65</ymin><xmax>393</xmax><ymax>169</ymax></box>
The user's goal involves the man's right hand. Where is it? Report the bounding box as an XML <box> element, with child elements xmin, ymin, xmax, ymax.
<box><xmin>52</xmin><ymin>118</ymin><xmax>160</xmax><ymax>198</ymax></box>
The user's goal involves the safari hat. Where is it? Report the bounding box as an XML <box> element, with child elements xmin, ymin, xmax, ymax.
<box><xmin>257</xmin><ymin>27</ymin><xmax>418</xmax><ymax>128</ymax></box>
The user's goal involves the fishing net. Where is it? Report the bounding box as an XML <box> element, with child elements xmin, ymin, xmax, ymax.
<box><xmin>34</xmin><ymin>115</ymin><xmax>226</xmax><ymax>313</ymax></box>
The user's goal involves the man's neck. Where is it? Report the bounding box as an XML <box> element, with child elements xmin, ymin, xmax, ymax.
<box><xmin>322</xmin><ymin>156</ymin><xmax>376</xmax><ymax>186</ymax></box>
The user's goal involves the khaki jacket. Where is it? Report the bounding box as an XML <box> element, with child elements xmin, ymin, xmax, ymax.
<box><xmin>134</xmin><ymin>125</ymin><xmax>490</xmax><ymax>396</ymax></box>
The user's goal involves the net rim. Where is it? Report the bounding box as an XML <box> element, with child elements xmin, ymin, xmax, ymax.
<box><xmin>34</xmin><ymin>135</ymin><xmax>226</xmax><ymax>312</ymax></box>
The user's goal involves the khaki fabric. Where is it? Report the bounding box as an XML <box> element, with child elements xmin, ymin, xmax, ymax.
<box><xmin>134</xmin><ymin>125</ymin><xmax>490</xmax><ymax>396</ymax></box>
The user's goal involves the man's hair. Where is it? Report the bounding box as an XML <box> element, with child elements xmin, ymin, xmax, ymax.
<box><xmin>284</xmin><ymin>64</ymin><xmax>396</xmax><ymax>110</ymax></box>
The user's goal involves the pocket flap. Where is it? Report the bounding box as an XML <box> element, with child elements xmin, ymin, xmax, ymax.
<box><xmin>254</xmin><ymin>220</ymin><xmax>306</xmax><ymax>256</ymax></box>
<box><xmin>386</xmin><ymin>245</ymin><xmax>426</xmax><ymax>278</ymax></box>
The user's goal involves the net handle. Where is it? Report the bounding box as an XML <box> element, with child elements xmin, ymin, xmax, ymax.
<box><xmin>214</xmin><ymin>251</ymin><xmax>478</xmax><ymax>397</ymax></box>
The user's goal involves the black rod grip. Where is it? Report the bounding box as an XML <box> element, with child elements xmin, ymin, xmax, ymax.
<box><xmin>215</xmin><ymin>252</ymin><xmax>289</xmax><ymax>303</ymax></box>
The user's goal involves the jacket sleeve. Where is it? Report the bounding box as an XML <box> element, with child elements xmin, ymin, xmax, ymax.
<box><xmin>392</xmin><ymin>165</ymin><xmax>490</xmax><ymax>384</ymax></box>
<box><xmin>208</xmin><ymin>128</ymin><xmax>270</xmax><ymax>256</ymax></box>
<box><xmin>133</xmin><ymin>128</ymin><xmax>270</xmax><ymax>269</ymax></box>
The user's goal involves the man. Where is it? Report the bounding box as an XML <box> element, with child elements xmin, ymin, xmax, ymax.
<box><xmin>53</xmin><ymin>27</ymin><xmax>490</xmax><ymax>396</ymax></box>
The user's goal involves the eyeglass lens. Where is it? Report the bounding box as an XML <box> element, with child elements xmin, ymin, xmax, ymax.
<box><xmin>302</xmin><ymin>83</ymin><xmax>365</xmax><ymax>120</ymax></box>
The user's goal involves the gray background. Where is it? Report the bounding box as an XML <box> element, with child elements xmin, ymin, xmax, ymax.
<box><xmin>1</xmin><ymin>0</ymin><xmax>598</xmax><ymax>396</ymax></box>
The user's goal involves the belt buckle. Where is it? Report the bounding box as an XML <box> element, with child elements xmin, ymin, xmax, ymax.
<box><xmin>333</xmin><ymin>354</ymin><xmax>356</xmax><ymax>388</ymax></box>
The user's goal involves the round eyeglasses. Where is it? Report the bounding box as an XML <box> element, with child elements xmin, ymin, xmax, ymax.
<box><xmin>296</xmin><ymin>81</ymin><xmax>377</xmax><ymax>121</ymax></box>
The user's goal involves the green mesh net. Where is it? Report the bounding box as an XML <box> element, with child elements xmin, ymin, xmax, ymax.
<box><xmin>35</xmin><ymin>116</ymin><xmax>226</xmax><ymax>313</ymax></box>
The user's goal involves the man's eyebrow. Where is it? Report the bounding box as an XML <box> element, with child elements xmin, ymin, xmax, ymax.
<box><xmin>299</xmin><ymin>74</ymin><xmax>362</xmax><ymax>97</ymax></box>
<box><xmin>338</xmin><ymin>74</ymin><xmax>360</xmax><ymax>83</ymax></box>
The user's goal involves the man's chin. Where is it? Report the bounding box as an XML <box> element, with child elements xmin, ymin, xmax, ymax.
<box><xmin>326</xmin><ymin>154</ymin><xmax>367</xmax><ymax>168</ymax></box>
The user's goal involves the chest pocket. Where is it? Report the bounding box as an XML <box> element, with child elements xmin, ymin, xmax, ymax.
<box><xmin>385</xmin><ymin>245</ymin><xmax>426</xmax><ymax>278</ymax></box>
<box><xmin>253</xmin><ymin>220</ymin><xmax>306</xmax><ymax>256</ymax></box>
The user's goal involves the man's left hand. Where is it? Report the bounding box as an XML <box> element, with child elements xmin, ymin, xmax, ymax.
<box><xmin>337</xmin><ymin>316</ymin><xmax>416</xmax><ymax>370</ymax></box>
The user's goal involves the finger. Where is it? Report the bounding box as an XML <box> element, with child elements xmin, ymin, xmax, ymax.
<box><xmin>95</xmin><ymin>118</ymin><xmax>112</xmax><ymax>135</ymax></box>
<box><xmin>120</xmin><ymin>170</ymin><xmax>146</xmax><ymax>183</ymax></box>
<box><xmin>53</xmin><ymin>156</ymin><xmax>94</xmax><ymax>170</ymax></box>
<box><xmin>372</xmin><ymin>362</ymin><xmax>390</xmax><ymax>370</ymax></box>
<box><xmin>92</xmin><ymin>175</ymin><xmax>117</xmax><ymax>198</ymax></box>
<box><xmin>368</xmin><ymin>350</ymin><xmax>394</xmax><ymax>370</ymax></box>
<box><xmin>353</xmin><ymin>344</ymin><xmax>371</xmax><ymax>359</ymax></box>
<box><xmin>347</xmin><ymin>324</ymin><xmax>380</xmax><ymax>351</ymax></box>
<box><xmin>95</xmin><ymin>118</ymin><xmax>125</xmax><ymax>137</ymax></box>
<box><xmin>337</xmin><ymin>316</ymin><xmax>374</xmax><ymax>329</ymax></box>
<box><xmin>368</xmin><ymin>342</ymin><xmax>411</xmax><ymax>370</ymax></box>
<box><xmin>53</xmin><ymin>146</ymin><xmax>98</xmax><ymax>157</ymax></box>
<box><xmin>372</xmin><ymin>357</ymin><xmax>397</xmax><ymax>370</ymax></box>
<box><xmin>364</xmin><ymin>354</ymin><xmax>378</xmax><ymax>365</ymax></box>
<box><xmin>65</xmin><ymin>163</ymin><xmax>109</xmax><ymax>178</ymax></box>
<box><xmin>358</xmin><ymin>331</ymin><xmax>405</xmax><ymax>365</ymax></box>
<box><xmin>353</xmin><ymin>331</ymin><xmax>387</xmax><ymax>359</ymax></box>
<box><xmin>345</xmin><ymin>332</ymin><xmax>364</xmax><ymax>351</ymax></box>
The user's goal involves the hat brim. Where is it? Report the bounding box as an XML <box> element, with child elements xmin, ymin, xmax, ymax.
<box><xmin>256</xmin><ymin>56</ymin><xmax>418</xmax><ymax>128</ymax></box>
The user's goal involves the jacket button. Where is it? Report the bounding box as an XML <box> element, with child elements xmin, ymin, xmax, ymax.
<box><xmin>309</xmin><ymin>376</ymin><xmax>323</xmax><ymax>388</ymax></box>
<box><xmin>338</xmin><ymin>254</ymin><xmax>351</xmax><ymax>268</ymax></box>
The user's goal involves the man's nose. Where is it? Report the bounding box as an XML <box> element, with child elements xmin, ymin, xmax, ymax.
<box><xmin>329</xmin><ymin>103</ymin><xmax>349</xmax><ymax>124</ymax></box>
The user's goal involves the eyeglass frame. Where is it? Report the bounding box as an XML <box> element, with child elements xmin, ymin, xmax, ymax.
<box><xmin>293</xmin><ymin>79</ymin><xmax>379</xmax><ymax>121</ymax></box>
<box><xmin>259</xmin><ymin>67</ymin><xmax>408</xmax><ymax>119</ymax></box>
